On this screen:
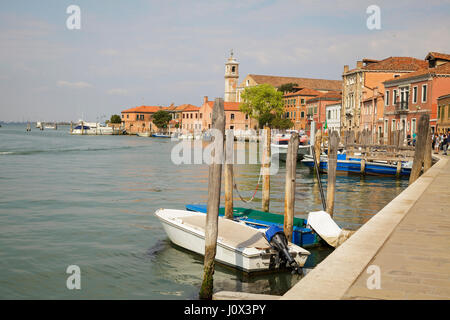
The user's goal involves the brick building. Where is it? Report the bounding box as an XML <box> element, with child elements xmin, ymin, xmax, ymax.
<box><xmin>383</xmin><ymin>56</ymin><xmax>450</xmax><ymax>139</ymax></box>
<box><xmin>305</xmin><ymin>91</ymin><xmax>342</xmax><ymax>134</ymax></box>
<box><xmin>283</xmin><ymin>88</ymin><xmax>321</xmax><ymax>131</ymax></box>
<box><xmin>341</xmin><ymin>57</ymin><xmax>428</xmax><ymax>134</ymax></box>
<box><xmin>121</xmin><ymin>105</ymin><xmax>165</xmax><ymax>134</ymax></box>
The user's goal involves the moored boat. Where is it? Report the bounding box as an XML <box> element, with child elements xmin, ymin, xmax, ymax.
<box><xmin>271</xmin><ymin>133</ymin><xmax>311</xmax><ymax>161</ymax></box>
<box><xmin>301</xmin><ymin>153</ymin><xmax>412</xmax><ymax>177</ymax></box>
<box><xmin>151</xmin><ymin>133</ymin><xmax>171</xmax><ymax>138</ymax></box>
<box><xmin>137</xmin><ymin>132</ymin><xmax>151</xmax><ymax>137</ymax></box>
<box><xmin>185</xmin><ymin>204</ymin><xmax>320</xmax><ymax>247</ymax></box>
<box><xmin>155</xmin><ymin>208</ymin><xmax>310</xmax><ymax>273</ymax></box>
<box><xmin>71</xmin><ymin>121</ymin><xmax>113</xmax><ymax>135</ymax></box>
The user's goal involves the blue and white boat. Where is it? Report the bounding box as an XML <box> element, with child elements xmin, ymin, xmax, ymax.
<box><xmin>301</xmin><ymin>153</ymin><xmax>412</xmax><ymax>177</ymax></box>
<box><xmin>151</xmin><ymin>133</ymin><xmax>170</xmax><ymax>138</ymax></box>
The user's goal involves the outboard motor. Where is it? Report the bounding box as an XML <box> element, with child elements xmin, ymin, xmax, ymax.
<box><xmin>265</xmin><ymin>225</ymin><xmax>301</xmax><ymax>274</ymax></box>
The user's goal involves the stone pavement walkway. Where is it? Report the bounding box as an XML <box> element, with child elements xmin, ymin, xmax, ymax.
<box><xmin>282</xmin><ymin>155</ymin><xmax>450</xmax><ymax>300</ymax></box>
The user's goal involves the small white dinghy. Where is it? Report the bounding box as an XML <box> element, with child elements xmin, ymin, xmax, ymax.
<box><xmin>155</xmin><ymin>209</ymin><xmax>310</xmax><ymax>273</ymax></box>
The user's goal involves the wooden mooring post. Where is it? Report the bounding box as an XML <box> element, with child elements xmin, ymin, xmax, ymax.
<box><xmin>326</xmin><ymin>130</ymin><xmax>339</xmax><ymax>217</ymax></box>
<box><xmin>224</xmin><ymin>129</ymin><xmax>234</xmax><ymax>220</ymax></box>
<box><xmin>261</xmin><ymin>126</ymin><xmax>271</xmax><ymax>212</ymax></box>
<box><xmin>284</xmin><ymin>132</ymin><xmax>299</xmax><ymax>242</ymax></box>
<box><xmin>199</xmin><ymin>98</ymin><xmax>225</xmax><ymax>300</ymax></box>
<box><xmin>409</xmin><ymin>114</ymin><xmax>430</xmax><ymax>185</ymax></box>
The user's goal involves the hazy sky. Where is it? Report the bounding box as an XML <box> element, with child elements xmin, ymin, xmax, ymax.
<box><xmin>1</xmin><ymin>0</ymin><xmax>449</xmax><ymax>122</ymax></box>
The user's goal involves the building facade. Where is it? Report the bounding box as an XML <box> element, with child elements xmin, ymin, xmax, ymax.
<box><xmin>121</xmin><ymin>105</ymin><xmax>165</xmax><ymax>134</ymax></box>
<box><xmin>437</xmin><ymin>94</ymin><xmax>450</xmax><ymax>133</ymax></box>
<box><xmin>283</xmin><ymin>88</ymin><xmax>321</xmax><ymax>131</ymax></box>
<box><xmin>341</xmin><ymin>57</ymin><xmax>428</xmax><ymax>134</ymax></box>
<box><xmin>325</xmin><ymin>103</ymin><xmax>341</xmax><ymax>134</ymax></box>
<box><xmin>305</xmin><ymin>91</ymin><xmax>342</xmax><ymax>134</ymax></box>
<box><xmin>383</xmin><ymin>56</ymin><xmax>450</xmax><ymax>139</ymax></box>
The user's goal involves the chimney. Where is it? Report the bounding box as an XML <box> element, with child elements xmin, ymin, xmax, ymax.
<box><xmin>356</xmin><ymin>61</ymin><xmax>363</xmax><ymax>69</ymax></box>
<box><xmin>343</xmin><ymin>65</ymin><xmax>349</xmax><ymax>73</ymax></box>
<box><xmin>203</xmin><ymin>96</ymin><xmax>208</xmax><ymax>105</ymax></box>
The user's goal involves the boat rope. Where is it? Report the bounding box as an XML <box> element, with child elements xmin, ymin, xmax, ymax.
<box><xmin>232</xmin><ymin>168</ymin><xmax>263</xmax><ymax>203</ymax></box>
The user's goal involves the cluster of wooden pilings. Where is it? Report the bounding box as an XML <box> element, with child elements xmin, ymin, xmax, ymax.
<box><xmin>199</xmin><ymin>98</ymin><xmax>338</xmax><ymax>299</ymax></box>
<box><xmin>199</xmin><ymin>103</ymin><xmax>432</xmax><ymax>299</ymax></box>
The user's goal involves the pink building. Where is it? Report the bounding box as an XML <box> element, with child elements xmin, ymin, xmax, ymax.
<box><xmin>199</xmin><ymin>96</ymin><xmax>256</xmax><ymax>132</ymax></box>
<box><xmin>383</xmin><ymin>53</ymin><xmax>450</xmax><ymax>138</ymax></box>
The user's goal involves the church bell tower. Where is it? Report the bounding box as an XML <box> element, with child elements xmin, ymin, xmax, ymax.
<box><xmin>224</xmin><ymin>50</ymin><xmax>239</xmax><ymax>102</ymax></box>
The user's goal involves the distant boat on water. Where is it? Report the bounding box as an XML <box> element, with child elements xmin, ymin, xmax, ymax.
<box><xmin>71</xmin><ymin>120</ymin><xmax>113</xmax><ymax>135</ymax></box>
<box><xmin>137</xmin><ymin>132</ymin><xmax>151</xmax><ymax>137</ymax></box>
<box><xmin>151</xmin><ymin>133</ymin><xmax>170</xmax><ymax>138</ymax></box>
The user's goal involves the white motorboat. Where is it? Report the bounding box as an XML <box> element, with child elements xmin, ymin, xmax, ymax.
<box><xmin>137</xmin><ymin>132</ymin><xmax>151</xmax><ymax>137</ymax></box>
<box><xmin>271</xmin><ymin>133</ymin><xmax>311</xmax><ymax>161</ymax></box>
<box><xmin>71</xmin><ymin>121</ymin><xmax>113</xmax><ymax>135</ymax></box>
<box><xmin>155</xmin><ymin>209</ymin><xmax>310</xmax><ymax>273</ymax></box>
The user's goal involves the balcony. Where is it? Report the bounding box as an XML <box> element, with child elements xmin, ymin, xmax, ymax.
<box><xmin>394</xmin><ymin>101</ymin><xmax>409</xmax><ymax>114</ymax></box>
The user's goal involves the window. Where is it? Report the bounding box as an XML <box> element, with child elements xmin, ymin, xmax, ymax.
<box><xmin>140</xmin><ymin>115</ymin><xmax>144</xmax><ymax>120</ymax></box>
<box><xmin>230</xmin><ymin>113</ymin><xmax>235</xmax><ymax>120</ymax></box>
<box><xmin>385</xmin><ymin>90</ymin><xmax>390</xmax><ymax>106</ymax></box>
<box><xmin>393</xmin><ymin>89</ymin><xmax>398</xmax><ymax>105</ymax></box>
<box><xmin>412</xmin><ymin>86</ymin><xmax>418</xmax><ymax>104</ymax></box>
<box><xmin>328</xmin><ymin>110</ymin><xmax>331</xmax><ymax>119</ymax></box>
<box><xmin>246</xmin><ymin>80</ymin><xmax>250</xmax><ymax>86</ymax></box>
<box><xmin>301</xmin><ymin>98</ymin><xmax>305</xmax><ymax>105</ymax></box>
<box><xmin>245</xmin><ymin>114</ymin><xmax>249</xmax><ymax>120</ymax></box>
<box><xmin>136</xmin><ymin>114</ymin><xmax>139</xmax><ymax>120</ymax></box>
<box><xmin>438</xmin><ymin>106</ymin><xmax>441</xmax><ymax>119</ymax></box>
<box><xmin>121</xmin><ymin>114</ymin><xmax>124</xmax><ymax>118</ymax></box>
<box><xmin>200</xmin><ymin>113</ymin><xmax>202</xmax><ymax>119</ymax></box>
<box><xmin>392</xmin><ymin>119</ymin><xmax>396</xmax><ymax>131</ymax></box>
<box><xmin>411</xmin><ymin>118</ymin><xmax>416</xmax><ymax>134</ymax></box>
<box><xmin>301</xmin><ymin>111</ymin><xmax>305</xmax><ymax>118</ymax></box>
<box><xmin>421</xmin><ymin>85</ymin><xmax>427</xmax><ymax>102</ymax></box>
<box><xmin>384</xmin><ymin>119</ymin><xmax>388</xmax><ymax>136</ymax></box>
<box><xmin>195</xmin><ymin>113</ymin><xmax>198</xmax><ymax>119</ymax></box>
<box><xmin>127</xmin><ymin>114</ymin><xmax>129</xmax><ymax>119</ymax></box>
<box><xmin>182</xmin><ymin>113</ymin><xmax>185</xmax><ymax>119</ymax></box>
<box><xmin>231</xmin><ymin>66</ymin><xmax>236</xmax><ymax>73</ymax></box>
<box><xmin>190</xmin><ymin>113</ymin><xmax>193</xmax><ymax>119</ymax></box>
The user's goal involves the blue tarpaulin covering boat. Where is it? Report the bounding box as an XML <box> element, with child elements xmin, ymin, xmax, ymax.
<box><xmin>185</xmin><ymin>204</ymin><xmax>321</xmax><ymax>247</ymax></box>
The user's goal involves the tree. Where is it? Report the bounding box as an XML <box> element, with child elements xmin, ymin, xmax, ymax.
<box><xmin>152</xmin><ymin>110</ymin><xmax>172</xmax><ymax>130</ymax></box>
<box><xmin>110</xmin><ymin>114</ymin><xmax>121</xmax><ymax>124</ymax></box>
<box><xmin>239</xmin><ymin>84</ymin><xmax>284</xmax><ymax>128</ymax></box>
<box><xmin>271</xmin><ymin>117</ymin><xmax>294</xmax><ymax>130</ymax></box>
<box><xmin>277</xmin><ymin>82</ymin><xmax>298</xmax><ymax>94</ymax></box>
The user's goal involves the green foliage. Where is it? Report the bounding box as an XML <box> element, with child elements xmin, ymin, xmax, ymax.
<box><xmin>239</xmin><ymin>84</ymin><xmax>284</xmax><ymax>128</ymax></box>
<box><xmin>152</xmin><ymin>110</ymin><xmax>172</xmax><ymax>129</ymax></box>
<box><xmin>271</xmin><ymin>117</ymin><xmax>294</xmax><ymax>130</ymax></box>
<box><xmin>110</xmin><ymin>114</ymin><xmax>122</xmax><ymax>124</ymax></box>
<box><xmin>277</xmin><ymin>82</ymin><xmax>298</xmax><ymax>93</ymax></box>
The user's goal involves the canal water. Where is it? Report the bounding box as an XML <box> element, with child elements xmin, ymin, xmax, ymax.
<box><xmin>0</xmin><ymin>124</ymin><xmax>409</xmax><ymax>299</ymax></box>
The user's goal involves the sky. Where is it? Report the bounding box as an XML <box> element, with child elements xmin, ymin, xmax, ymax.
<box><xmin>1</xmin><ymin>0</ymin><xmax>449</xmax><ymax>122</ymax></box>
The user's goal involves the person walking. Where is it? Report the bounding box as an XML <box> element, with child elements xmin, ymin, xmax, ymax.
<box><xmin>443</xmin><ymin>133</ymin><xmax>448</xmax><ymax>156</ymax></box>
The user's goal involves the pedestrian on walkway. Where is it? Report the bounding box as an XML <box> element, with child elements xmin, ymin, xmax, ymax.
<box><xmin>443</xmin><ymin>133</ymin><xmax>448</xmax><ymax>156</ymax></box>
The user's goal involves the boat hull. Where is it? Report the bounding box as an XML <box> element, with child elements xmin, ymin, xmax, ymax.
<box><xmin>301</xmin><ymin>155</ymin><xmax>411</xmax><ymax>177</ymax></box>
<box><xmin>155</xmin><ymin>209</ymin><xmax>309</xmax><ymax>273</ymax></box>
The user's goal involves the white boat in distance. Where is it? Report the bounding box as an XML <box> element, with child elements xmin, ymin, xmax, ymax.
<box><xmin>71</xmin><ymin>121</ymin><xmax>113</xmax><ymax>135</ymax></box>
<box><xmin>155</xmin><ymin>209</ymin><xmax>310</xmax><ymax>273</ymax></box>
<box><xmin>271</xmin><ymin>133</ymin><xmax>311</xmax><ymax>161</ymax></box>
<box><xmin>137</xmin><ymin>132</ymin><xmax>151</xmax><ymax>137</ymax></box>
